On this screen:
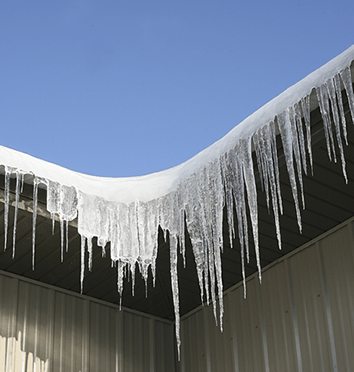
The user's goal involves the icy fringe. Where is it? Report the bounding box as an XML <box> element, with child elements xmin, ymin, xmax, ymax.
<box><xmin>3</xmin><ymin>66</ymin><xmax>354</xmax><ymax>358</ymax></box>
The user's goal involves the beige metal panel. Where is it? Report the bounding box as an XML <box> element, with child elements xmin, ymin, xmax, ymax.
<box><xmin>155</xmin><ymin>318</ymin><xmax>177</xmax><ymax>372</ymax></box>
<box><xmin>120</xmin><ymin>310</ymin><xmax>173</xmax><ymax>372</ymax></box>
<box><xmin>317</xmin><ymin>224</ymin><xmax>354</xmax><ymax>371</ymax></box>
<box><xmin>0</xmin><ymin>272</ymin><xmax>176</xmax><ymax>371</ymax></box>
<box><xmin>0</xmin><ymin>275</ymin><xmax>19</xmax><ymax>371</ymax></box>
<box><xmin>180</xmin><ymin>218</ymin><xmax>354</xmax><ymax>372</ymax></box>
<box><xmin>122</xmin><ymin>311</ymin><xmax>156</xmax><ymax>372</ymax></box>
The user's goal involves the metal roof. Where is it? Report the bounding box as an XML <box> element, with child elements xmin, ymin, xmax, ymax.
<box><xmin>0</xmin><ymin>92</ymin><xmax>353</xmax><ymax>322</ymax></box>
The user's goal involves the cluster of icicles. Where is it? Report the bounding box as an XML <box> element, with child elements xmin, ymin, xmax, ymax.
<box><xmin>2</xmin><ymin>65</ymin><xmax>354</xmax><ymax>358</ymax></box>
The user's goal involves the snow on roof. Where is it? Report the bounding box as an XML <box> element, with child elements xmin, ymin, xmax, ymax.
<box><xmin>1</xmin><ymin>46</ymin><xmax>354</xmax><ymax>203</ymax></box>
<box><xmin>1</xmin><ymin>45</ymin><xmax>354</xmax><ymax>357</ymax></box>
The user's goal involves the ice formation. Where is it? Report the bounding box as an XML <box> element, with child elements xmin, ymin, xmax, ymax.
<box><xmin>1</xmin><ymin>46</ymin><xmax>354</xmax><ymax>357</ymax></box>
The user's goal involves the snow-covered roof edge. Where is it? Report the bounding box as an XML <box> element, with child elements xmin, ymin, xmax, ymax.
<box><xmin>1</xmin><ymin>45</ymin><xmax>354</xmax><ymax>358</ymax></box>
<box><xmin>1</xmin><ymin>46</ymin><xmax>354</xmax><ymax>203</ymax></box>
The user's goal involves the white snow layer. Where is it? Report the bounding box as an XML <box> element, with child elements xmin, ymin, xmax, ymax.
<box><xmin>2</xmin><ymin>45</ymin><xmax>354</xmax><ymax>357</ymax></box>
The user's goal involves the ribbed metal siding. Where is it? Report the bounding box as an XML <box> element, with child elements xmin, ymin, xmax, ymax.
<box><xmin>180</xmin><ymin>218</ymin><xmax>354</xmax><ymax>372</ymax></box>
<box><xmin>0</xmin><ymin>274</ymin><xmax>176</xmax><ymax>372</ymax></box>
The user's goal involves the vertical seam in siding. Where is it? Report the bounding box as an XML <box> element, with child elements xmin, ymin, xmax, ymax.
<box><xmin>180</xmin><ymin>319</ymin><xmax>185</xmax><ymax>372</ymax></box>
<box><xmin>80</xmin><ymin>299</ymin><xmax>89</xmax><ymax>372</ymax></box>
<box><xmin>115</xmin><ymin>309</ymin><xmax>123</xmax><ymax>372</ymax></box>
<box><xmin>202</xmin><ymin>307</ymin><xmax>211</xmax><ymax>372</ymax></box>
<box><xmin>287</xmin><ymin>260</ymin><xmax>303</xmax><ymax>372</ymax></box>
<box><xmin>33</xmin><ymin>285</ymin><xmax>41</xmax><ymax>372</ymax></box>
<box><xmin>257</xmin><ymin>282</ymin><xmax>270</xmax><ymax>372</ymax></box>
<box><xmin>21</xmin><ymin>283</ymin><xmax>29</xmax><ymax>372</ymax></box>
<box><xmin>318</xmin><ymin>241</ymin><xmax>338</xmax><ymax>372</ymax></box>
<box><xmin>332</xmin><ymin>229</ymin><xmax>351</xmax><ymax>371</ymax></box>
<box><xmin>346</xmin><ymin>222</ymin><xmax>354</xmax><ymax>334</ymax></box>
<box><xmin>46</xmin><ymin>289</ymin><xmax>55</xmax><ymax>372</ymax></box>
<box><xmin>301</xmin><ymin>293</ymin><xmax>314</xmax><ymax>371</ymax></box>
<box><xmin>6</xmin><ymin>277</ymin><xmax>18</xmax><ymax>372</ymax></box>
<box><xmin>228</xmin><ymin>292</ymin><xmax>239</xmax><ymax>372</ymax></box>
<box><xmin>149</xmin><ymin>318</ymin><xmax>156</xmax><ymax>372</ymax></box>
<box><xmin>59</xmin><ymin>294</ymin><xmax>65</xmax><ymax>372</ymax></box>
<box><xmin>310</xmin><ymin>245</ymin><xmax>326</xmax><ymax>372</ymax></box>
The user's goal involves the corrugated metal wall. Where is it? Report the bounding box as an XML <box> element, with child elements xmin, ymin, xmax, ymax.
<box><xmin>0</xmin><ymin>273</ymin><xmax>177</xmax><ymax>372</ymax></box>
<box><xmin>180</xmin><ymin>218</ymin><xmax>354</xmax><ymax>372</ymax></box>
<box><xmin>1</xmin><ymin>218</ymin><xmax>354</xmax><ymax>371</ymax></box>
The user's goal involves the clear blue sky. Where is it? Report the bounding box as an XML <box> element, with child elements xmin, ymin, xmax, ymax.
<box><xmin>1</xmin><ymin>1</ymin><xmax>353</xmax><ymax>177</ymax></box>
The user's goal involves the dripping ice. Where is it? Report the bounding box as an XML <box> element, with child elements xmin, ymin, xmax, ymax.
<box><xmin>1</xmin><ymin>47</ymin><xmax>354</xmax><ymax>357</ymax></box>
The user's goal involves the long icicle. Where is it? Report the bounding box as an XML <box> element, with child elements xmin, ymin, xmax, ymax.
<box><xmin>277</xmin><ymin>110</ymin><xmax>303</xmax><ymax>233</ymax></box>
<box><xmin>32</xmin><ymin>178</ymin><xmax>39</xmax><ymax>270</ymax></box>
<box><xmin>169</xmin><ymin>234</ymin><xmax>181</xmax><ymax>360</ymax></box>
<box><xmin>240</xmin><ymin>137</ymin><xmax>261</xmax><ymax>281</ymax></box>
<box><xmin>326</xmin><ymin>77</ymin><xmax>348</xmax><ymax>183</ymax></box>
<box><xmin>12</xmin><ymin>171</ymin><xmax>20</xmax><ymax>259</ymax></box>
<box><xmin>4</xmin><ymin>168</ymin><xmax>10</xmax><ymax>252</ymax></box>
<box><xmin>80</xmin><ymin>235</ymin><xmax>86</xmax><ymax>293</ymax></box>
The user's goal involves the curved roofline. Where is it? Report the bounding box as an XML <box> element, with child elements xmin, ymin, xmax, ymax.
<box><xmin>1</xmin><ymin>45</ymin><xmax>354</xmax><ymax>203</ymax></box>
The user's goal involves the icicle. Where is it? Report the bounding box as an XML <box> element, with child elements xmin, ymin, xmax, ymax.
<box><xmin>130</xmin><ymin>262</ymin><xmax>136</xmax><ymax>296</ymax></box>
<box><xmin>253</xmin><ymin>130</ymin><xmax>270</xmax><ymax>209</ymax></box>
<box><xmin>32</xmin><ymin>177</ymin><xmax>39</xmax><ymax>270</ymax></box>
<box><xmin>117</xmin><ymin>260</ymin><xmax>126</xmax><ymax>310</ymax></box>
<box><xmin>220</xmin><ymin>153</ymin><xmax>235</xmax><ymax>250</ymax></box>
<box><xmin>207</xmin><ymin>159</ymin><xmax>224</xmax><ymax>329</ymax></box>
<box><xmin>227</xmin><ymin>145</ymin><xmax>248</xmax><ymax>296</ymax></box>
<box><xmin>253</xmin><ymin>131</ymin><xmax>266</xmax><ymax>193</ymax></box>
<box><xmin>253</xmin><ymin>124</ymin><xmax>282</xmax><ymax>250</ymax></box>
<box><xmin>178</xmin><ymin>196</ymin><xmax>186</xmax><ymax>268</ymax></box>
<box><xmin>60</xmin><ymin>185</ymin><xmax>78</xmax><ymax>221</ymax></box>
<box><xmin>20</xmin><ymin>173</ymin><xmax>25</xmax><ymax>193</ymax></box>
<box><xmin>182</xmin><ymin>173</ymin><xmax>207</xmax><ymax>305</ymax></box>
<box><xmin>316</xmin><ymin>85</ymin><xmax>337</xmax><ymax>162</ymax></box>
<box><xmin>334</xmin><ymin>74</ymin><xmax>348</xmax><ymax>146</ymax></box>
<box><xmin>3</xmin><ymin>168</ymin><xmax>10</xmax><ymax>252</ymax></box>
<box><xmin>234</xmin><ymin>147</ymin><xmax>248</xmax><ymax>253</ymax></box>
<box><xmin>198</xmin><ymin>167</ymin><xmax>217</xmax><ymax>319</ymax></box>
<box><xmin>12</xmin><ymin>171</ymin><xmax>20</xmax><ymax>259</ymax></box>
<box><xmin>340</xmin><ymin>66</ymin><xmax>354</xmax><ymax>124</ymax></box>
<box><xmin>239</xmin><ymin>137</ymin><xmax>261</xmax><ymax>281</ymax></box>
<box><xmin>203</xmin><ymin>238</ymin><xmax>210</xmax><ymax>306</ymax></box>
<box><xmin>253</xmin><ymin>130</ymin><xmax>269</xmax><ymax>208</ymax></box>
<box><xmin>87</xmin><ymin>236</ymin><xmax>93</xmax><ymax>271</ymax></box>
<box><xmin>151</xmin><ymin>259</ymin><xmax>156</xmax><ymax>288</ymax></box>
<box><xmin>48</xmin><ymin>182</ymin><xmax>77</xmax><ymax>257</ymax></box>
<box><xmin>169</xmin><ymin>234</ymin><xmax>181</xmax><ymax>360</ymax></box>
<box><xmin>47</xmin><ymin>180</ymin><xmax>60</xmax><ymax>236</ymax></box>
<box><xmin>240</xmin><ymin>229</ymin><xmax>246</xmax><ymax>299</ymax></box>
<box><xmin>51</xmin><ymin>213</ymin><xmax>55</xmax><ymax>234</ymax></box>
<box><xmin>136</xmin><ymin>198</ymin><xmax>159</xmax><ymax>292</ymax></box>
<box><xmin>202</xmin><ymin>168</ymin><xmax>217</xmax><ymax>314</ymax></box>
<box><xmin>149</xmin><ymin>199</ymin><xmax>159</xmax><ymax>288</ymax></box>
<box><xmin>288</xmin><ymin>106</ymin><xmax>305</xmax><ymax>210</ymax></box>
<box><xmin>80</xmin><ymin>235</ymin><xmax>86</xmax><ymax>293</ymax></box>
<box><xmin>300</xmin><ymin>95</ymin><xmax>313</xmax><ymax>175</ymax></box>
<box><xmin>269</xmin><ymin>121</ymin><xmax>284</xmax><ymax>215</ymax></box>
<box><xmin>266</xmin><ymin>123</ymin><xmax>282</xmax><ymax>250</ymax></box>
<box><xmin>277</xmin><ymin>111</ymin><xmax>302</xmax><ymax>233</ymax></box>
<box><xmin>66</xmin><ymin>220</ymin><xmax>69</xmax><ymax>252</ymax></box>
<box><xmin>326</xmin><ymin>77</ymin><xmax>347</xmax><ymax>182</ymax></box>
<box><xmin>294</xmin><ymin>102</ymin><xmax>308</xmax><ymax>176</ymax></box>
<box><xmin>60</xmin><ymin>218</ymin><xmax>64</xmax><ymax>262</ymax></box>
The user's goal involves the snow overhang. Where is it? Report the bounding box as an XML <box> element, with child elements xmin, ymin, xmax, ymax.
<box><xmin>1</xmin><ymin>46</ymin><xmax>354</xmax><ymax>202</ymax></box>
